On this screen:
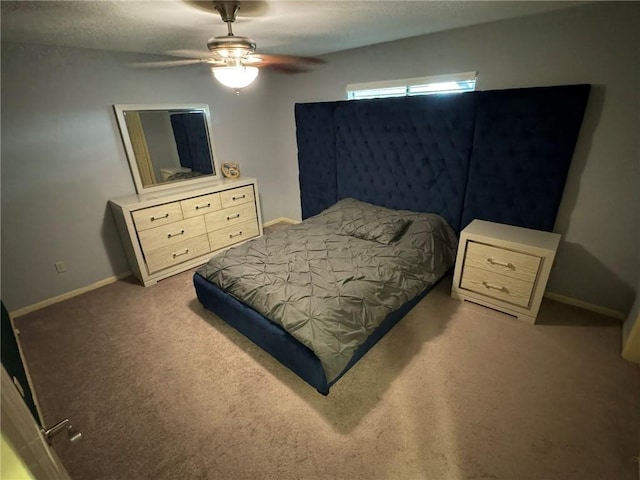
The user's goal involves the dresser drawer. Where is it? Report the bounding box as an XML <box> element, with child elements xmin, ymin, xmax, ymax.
<box><xmin>209</xmin><ymin>219</ymin><xmax>260</xmax><ymax>251</ymax></box>
<box><xmin>460</xmin><ymin>266</ymin><xmax>534</xmax><ymax>308</ymax></box>
<box><xmin>111</xmin><ymin>178</ymin><xmax>262</xmax><ymax>287</ymax></box>
<box><xmin>132</xmin><ymin>202</ymin><xmax>183</xmax><ymax>232</ymax></box>
<box><xmin>220</xmin><ymin>185</ymin><xmax>254</xmax><ymax>208</ymax></box>
<box><xmin>145</xmin><ymin>234</ymin><xmax>211</xmax><ymax>274</ymax></box>
<box><xmin>180</xmin><ymin>193</ymin><xmax>222</xmax><ymax>219</ymax></box>
<box><xmin>465</xmin><ymin>241</ymin><xmax>541</xmax><ymax>283</ymax></box>
<box><xmin>138</xmin><ymin>216</ymin><xmax>207</xmax><ymax>253</ymax></box>
<box><xmin>205</xmin><ymin>203</ymin><xmax>257</xmax><ymax>232</ymax></box>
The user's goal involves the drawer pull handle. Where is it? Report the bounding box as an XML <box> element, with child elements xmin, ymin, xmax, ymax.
<box><xmin>482</xmin><ymin>281</ymin><xmax>508</xmax><ymax>293</ymax></box>
<box><xmin>487</xmin><ymin>258</ymin><xmax>515</xmax><ymax>270</ymax></box>
<box><xmin>195</xmin><ymin>203</ymin><xmax>211</xmax><ymax>210</ymax></box>
<box><xmin>167</xmin><ymin>229</ymin><xmax>185</xmax><ymax>239</ymax></box>
<box><xmin>226</xmin><ymin>213</ymin><xmax>240</xmax><ymax>221</ymax></box>
<box><xmin>231</xmin><ymin>194</ymin><xmax>246</xmax><ymax>201</ymax></box>
<box><xmin>172</xmin><ymin>249</ymin><xmax>190</xmax><ymax>258</ymax></box>
<box><xmin>229</xmin><ymin>231</ymin><xmax>243</xmax><ymax>239</ymax></box>
<box><xmin>150</xmin><ymin>213</ymin><xmax>169</xmax><ymax>221</ymax></box>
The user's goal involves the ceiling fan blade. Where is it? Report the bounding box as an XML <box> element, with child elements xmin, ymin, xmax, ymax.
<box><xmin>248</xmin><ymin>54</ymin><xmax>325</xmax><ymax>73</ymax></box>
<box><xmin>129</xmin><ymin>58</ymin><xmax>204</xmax><ymax>68</ymax></box>
<box><xmin>155</xmin><ymin>2</ymin><xmax>325</xmax><ymax>76</ymax></box>
<box><xmin>167</xmin><ymin>49</ymin><xmax>216</xmax><ymax>59</ymax></box>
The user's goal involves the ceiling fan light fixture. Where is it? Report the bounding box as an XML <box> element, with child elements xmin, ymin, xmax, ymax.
<box><xmin>212</xmin><ymin>65</ymin><xmax>259</xmax><ymax>89</ymax></box>
<box><xmin>207</xmin><ymin>35</ymin><xmax>256</xmax><ymax>59</ymax></box>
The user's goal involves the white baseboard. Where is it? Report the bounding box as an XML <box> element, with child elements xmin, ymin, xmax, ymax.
<box><xmin>9</xmin><ymin>265</ymin><xmax>626</xmax><ymax>322</ymax></box>
<box><xmin>544</xmin><ymin>291</ymin><xmax>626</xmax><ymax>320</ymax></box>
<box><xmin>10</xmin><ymin>272</ymin><xmax>132</xmax><ymax>318</ymax></box>
<box><xmin>263</xmin><ymin>217</ymin><xmax>301</xmax><ymax>227</ymax></box>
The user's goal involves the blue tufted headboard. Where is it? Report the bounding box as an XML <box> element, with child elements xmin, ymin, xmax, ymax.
<box><xmin>296</xmin><ymin>84</ymin><xmax>590</xmax><ymax>233</ymax></box>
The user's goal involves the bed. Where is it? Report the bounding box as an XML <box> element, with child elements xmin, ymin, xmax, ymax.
<box><xmin>194</xmin><ymin>84</ymin><xmax>591</xmax><ymax>394</ymax></box>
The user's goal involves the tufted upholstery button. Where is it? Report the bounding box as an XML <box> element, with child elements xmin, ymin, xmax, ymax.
<box><xmin>327</xmin><ymin>94</ymin><xmax>479</xmax><ymax>232</ymax></box>
<box><xmin>297</xmin><ymin>85</ymin><xmax>589</xmax><ymax>234</ymax></box>
<box><xmin>461</xmin><ymin>85</ymin><xmax>590</xmax><ymax>231</ymax></box>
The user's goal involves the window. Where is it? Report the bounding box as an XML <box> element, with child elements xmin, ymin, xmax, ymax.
<box><xmin>346</xmin><ymin>72</ymin><xmax>477</xmax><ymax>100</ymax></box>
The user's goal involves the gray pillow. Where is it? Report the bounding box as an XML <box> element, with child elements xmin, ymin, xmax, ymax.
<box><xmin>335</xmin><ymin>198</ymin><xmax>410</xmax><ymax>245</ymax></box>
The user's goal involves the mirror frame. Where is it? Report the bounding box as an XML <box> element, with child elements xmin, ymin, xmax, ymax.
<box><xmin>113</xmin><ymin>103</ymin><xmax>221</xmax><ymax>194</ymax></box>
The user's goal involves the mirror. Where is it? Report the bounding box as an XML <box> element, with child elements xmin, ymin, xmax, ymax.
<box><xmin>114</xmin><ymin>104</ymin><xmax>220</xmax><ymax>194</ymax></box>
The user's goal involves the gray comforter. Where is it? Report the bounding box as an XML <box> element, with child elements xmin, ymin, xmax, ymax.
<box><xmin>198</xmin><ymin>198</ymin><xmax>458</xmax><ymax>382</ymax></box>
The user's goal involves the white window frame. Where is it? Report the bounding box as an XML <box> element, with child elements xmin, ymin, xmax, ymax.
<box><xmin>346</xmin><ymin>71</ymin><xmax>477</xmax><ymax>100</ymax></box>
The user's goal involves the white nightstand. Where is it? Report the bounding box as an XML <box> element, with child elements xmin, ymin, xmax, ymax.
<box><xmin>451</xmin><ymin>220</ymin><xmax>560</xmax><ymax>324</ymax></box>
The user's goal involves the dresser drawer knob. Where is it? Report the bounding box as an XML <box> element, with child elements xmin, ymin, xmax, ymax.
<box><xmin>231</xmin><ymin>194</ymin><xmax>246</xmax><ymax>201</ymax></box>
<box><xmin>487</xmin><ymin>258</ymin><xmax>515</xmax><ymax>270</ymax></box>
<box><xmin>150</xmin><ymin>213</ymin><xmax>169</xmax><ymax>221</ymax></box>
<box><xmin>226</xmin><ymin>213</ymin><xmax>241</xmax><ymax>221</ymax></box>
<box><xmin>229</xmin><ymin>231</ymin><xmax>243</xmax><ymax>239</ymax></box>
<box><xmin>172</xmin><ymin>249</ymin><xmax>190</xmax><ymax>258</ymax></box>
<box><xmin>167</xmin><ymin>229</ymin><xmax>185</xmax><ymax>239</ymax></box>
<box><xmin>195</xmin><ymin>203</ymin><xmax>211</xmax><ymax>210</ymax></box>
<box><xmin>482</xmin><ymin>281</ymin><xmax>508</xmax><ymax>293</ymax></box>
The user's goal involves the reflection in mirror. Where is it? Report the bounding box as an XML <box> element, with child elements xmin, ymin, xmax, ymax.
<box><xmin>114</xmin><ymin>104</ymin><xmax>219</xmax><ymax>194</ymax></box>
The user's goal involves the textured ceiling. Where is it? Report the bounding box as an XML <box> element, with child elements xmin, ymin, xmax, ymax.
<box><xmin>1</xmin><ymin>1</ymin><xmax>586</xmax><ymax>59</ymax></box>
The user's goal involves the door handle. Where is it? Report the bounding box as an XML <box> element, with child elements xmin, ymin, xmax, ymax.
<box><xmin>42</xmin><ymin>418</ymin><xmax>82</xmax><ymax>445</ymax></box>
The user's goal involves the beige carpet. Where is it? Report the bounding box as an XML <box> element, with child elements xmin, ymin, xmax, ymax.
<box><xmin>15</xmin><ymin>268</ymin><xmax>639</xmax><ymax>479</ymax></box>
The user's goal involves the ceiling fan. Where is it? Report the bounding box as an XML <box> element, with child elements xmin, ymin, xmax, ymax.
<box><xmin>138</xmin><ymin>1</ymin><xmax>323</xmax><ymax>92</ymax></box>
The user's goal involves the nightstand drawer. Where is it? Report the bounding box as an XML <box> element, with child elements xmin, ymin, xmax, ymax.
<box><xmin>465</xmin><ymin>241</ymin><xmax>541</xmax><ymax>283</ymax></box>
<box><xmin>460</xmin><ymin>266</ymin><xmax>534</xmax><ymax>308</ymax></box>
<box><xmin>451</xmin><ymin>219</ymin><xmax>560</xmax><ymax>324</ymax></box>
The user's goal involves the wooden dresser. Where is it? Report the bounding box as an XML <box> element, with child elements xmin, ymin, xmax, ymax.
<box><xmin>451</xmin><ymin>220</ymin><xmax>560</xmax><ymax>324</ymax></box>
<box><xmin>110</xmin><ymin>178</ymin><xmax>262</xmax><ymax>286</ymax></box>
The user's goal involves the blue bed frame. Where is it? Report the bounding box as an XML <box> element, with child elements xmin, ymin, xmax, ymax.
<box><xmin>194</xmin><ymin>84</ymin><xmax>590</xmax><ymax>394</ymax></box>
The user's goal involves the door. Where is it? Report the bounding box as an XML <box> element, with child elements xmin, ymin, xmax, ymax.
<box><xmin>1</xmin><ymin>302</ymin><xmax>72</xmax><ymax>480</ymax></box>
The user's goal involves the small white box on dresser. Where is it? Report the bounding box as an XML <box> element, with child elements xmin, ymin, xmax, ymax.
<box><xmin>110</xmin><ymin>177</ymin><xmax>263</xmax><ymax>287</ymax></box>
<box><xmin>451</xmin><ymin>220</ymin><xmax>560</xmax><ymax>324</ymax></box>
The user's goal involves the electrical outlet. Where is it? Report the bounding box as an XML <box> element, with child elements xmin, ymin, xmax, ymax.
<box><xmin>54</xmin><ymin>261</ymin><xmax>67</xmax><ymax>274</ymax></box>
